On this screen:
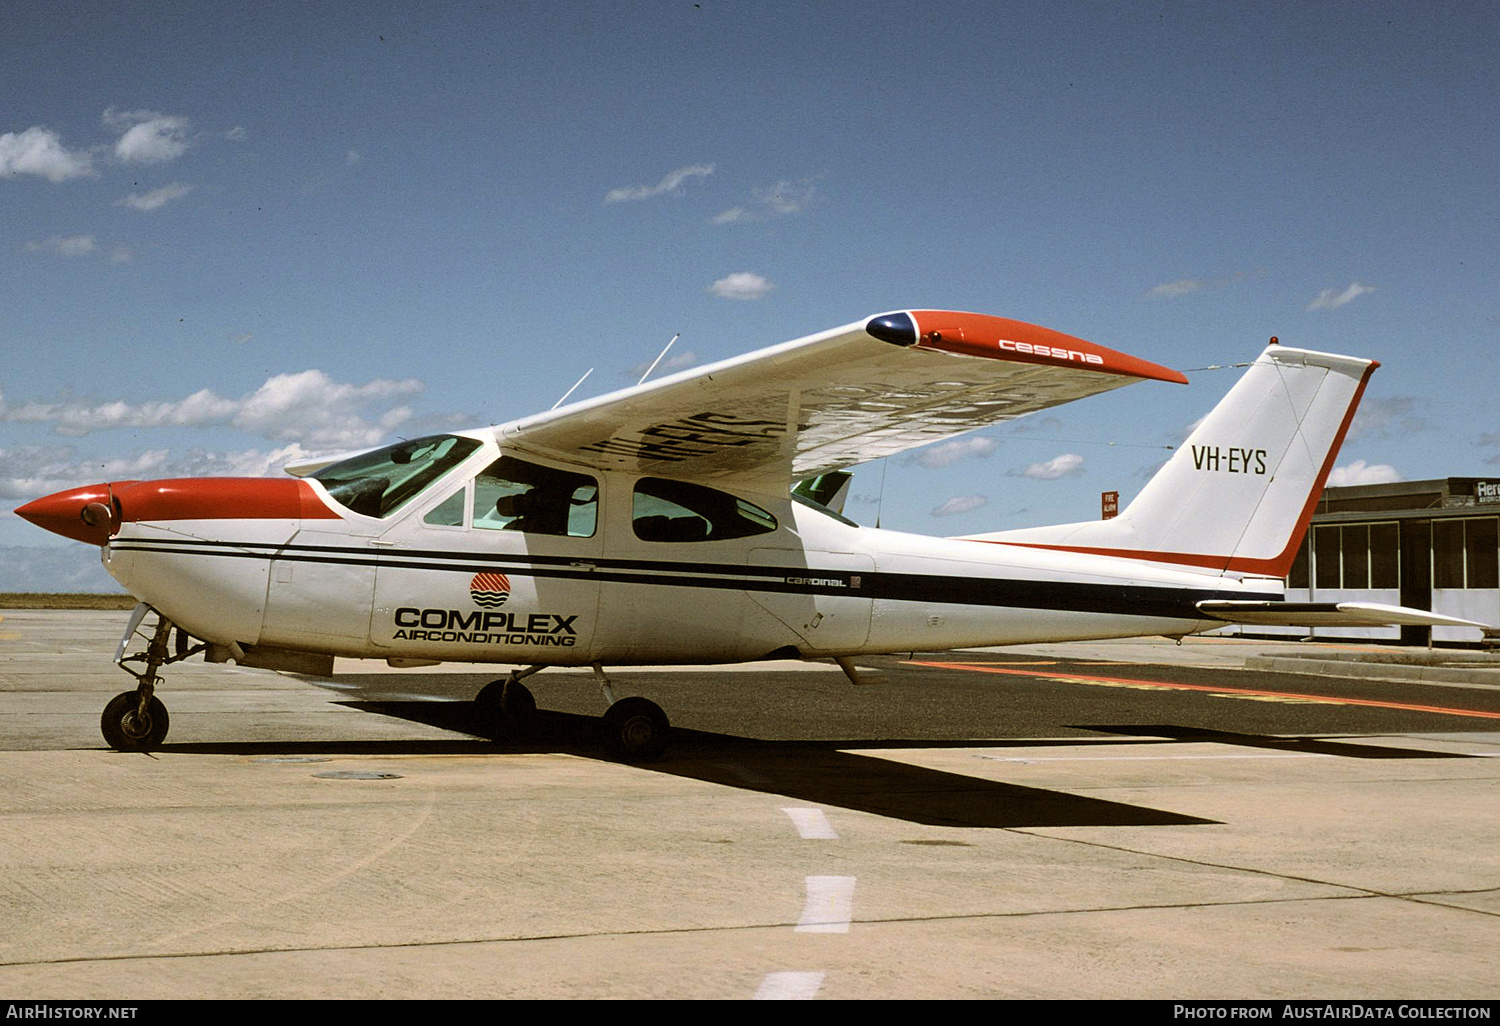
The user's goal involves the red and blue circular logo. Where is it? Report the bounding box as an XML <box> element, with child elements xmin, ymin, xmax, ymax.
<box><xmin>470</xmin><ymin>572</ymin><xmax>511</xmax><ymax>608</ymax></box>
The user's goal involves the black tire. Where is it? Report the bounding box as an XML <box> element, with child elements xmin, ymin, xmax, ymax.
<box><xmin>472</xmin><ymin>679</ymin><xmax>536</xmax><ymax>741</ymax></box>
<box><xmin>101</xmin><ymin>691</ymin><xmax>169</xmax><ymax>751</ymax></box>
<box><xmin>601</xmin><ymin>697</ymin><xmax>670</xmax><ymax>762</ymax></box>
<box><xmin>500</xmin><ymin>680</ymin><xmax>537</xmax><ymax>739</ymax></box>
<box><xmin>472</xmin><ymin>680</ymin><xmax>505</xmax><ymax>739</ymax></box>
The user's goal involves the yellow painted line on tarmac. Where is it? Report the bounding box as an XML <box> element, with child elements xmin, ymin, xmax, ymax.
<box><xmin>907</xmin><ymin>660</ymin><xmax>1500</xmax><ymax>720</ymax></box>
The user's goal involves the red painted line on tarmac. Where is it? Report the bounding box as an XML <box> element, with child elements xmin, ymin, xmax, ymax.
<box><xmin>906</xmin><ymin>660</ymin><xmax>1500</xmax><ymax>721</ymax></box>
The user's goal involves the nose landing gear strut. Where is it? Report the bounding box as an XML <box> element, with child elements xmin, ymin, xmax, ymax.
<box><xmin>102</xmin><ymin>604</ymin><xmax>205</xmax><ymax>751</ymax></box>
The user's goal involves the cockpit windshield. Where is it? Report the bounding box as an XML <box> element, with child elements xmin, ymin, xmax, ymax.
<box><xmin>312</xmin><ymin>434</ymin><xmax>482</xmax><ymax>518</ymax></box>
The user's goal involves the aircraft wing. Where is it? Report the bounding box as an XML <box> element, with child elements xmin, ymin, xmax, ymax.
<box><xmin>499</xmin><ymin>310</ymin><xmax>1187</xmax><ymax>483</ymax></box>
<box><xmin>1196</xmin><ymin>600</ymin><xmax>1490</xmax><ymax>630</ymax></box>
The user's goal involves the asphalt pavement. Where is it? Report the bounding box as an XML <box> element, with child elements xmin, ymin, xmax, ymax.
<box><xmin>2</xmin><ymin>609</ymin><xmax>1498</xmax><ymax>1000</ymax></box>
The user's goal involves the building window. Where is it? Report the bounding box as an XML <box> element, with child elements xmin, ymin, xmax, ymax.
<box><xmin>1433</xmin><ymin>520</ymin><xmax>1465</xmax><ymax>588</ymax></box>
<box><xmin>1341</xmin><ymin>525</ymin><xmax>1370</xmax><ymax>589</ymax></box>
<box><xmin>1288</xmin><ymin>535</ymin><xmax>1310</xmax><ymax>589</ymax></box>
<box><xmin>1370</xmin><ymin>523</ymin><xmax>1399</xmax><ymax>588</ymax></box>
<box><xmin>1314</xmin><ymin>525</ymin><xmax>1341</xmax><ymax>589</ymax></box>
<box><xmin>1432</xmin><ymin>517</ymin><xmax>1499</xmax><ymax>589</ymax></box>
<box><xmin>1307</xmin><ymin>521</ymin><xmax>1401</xmax><ymax>590</ymax></box>
<box><xmin>1468</xmin><ymin>518</ymin><xmax>1499</xmax><ymax>588</ymax></box>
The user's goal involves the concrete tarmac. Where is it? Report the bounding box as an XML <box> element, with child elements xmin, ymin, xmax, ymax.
<box><xmin>2</xmin><ymin>610</ymin><xmax>1498</xmax><ymax>1000</ymax></box>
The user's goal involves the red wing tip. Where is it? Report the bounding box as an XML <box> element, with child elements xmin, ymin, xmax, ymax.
<box><xmin>905</xmin><ymin>310</ymin><xmax>1187</xmax><ymax>384</ymax></box>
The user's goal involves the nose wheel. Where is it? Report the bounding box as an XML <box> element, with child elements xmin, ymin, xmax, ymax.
<box><xmin>101</xmin><ymin>689</ymin><xmax>169</xmax><ymax>751</ymax></box>
<box><xmin>103</xmin><ymin>604</ymin><xmax>205</xmax><ymax>752</ymax></box>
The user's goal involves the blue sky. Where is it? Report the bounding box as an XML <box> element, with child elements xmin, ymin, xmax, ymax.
<box><xmin>3</xmin><ymin>1</ymin><xmax>1497</xmax><ymax>590</ymax></box>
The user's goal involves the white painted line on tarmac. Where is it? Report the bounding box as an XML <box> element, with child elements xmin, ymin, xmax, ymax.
<box><xmin>754</xmin><ymin>971</ymin><xmax>826</xmax><ymax>999</ymax></box>
<box><xmin>796</xmin><ymin>875</ymin><xmax>856</xmax><ymax>933</ymax></box>
<box><xmin>782</xmin><ymin>807</ymin><xmax>838</xmax><ymax>839</ymax></box>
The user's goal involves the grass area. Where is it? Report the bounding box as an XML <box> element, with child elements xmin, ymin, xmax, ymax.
<box><xmin>0</xmin><ymin>593</ymin><xmax>139</xmax><ymax>610</ymax></box>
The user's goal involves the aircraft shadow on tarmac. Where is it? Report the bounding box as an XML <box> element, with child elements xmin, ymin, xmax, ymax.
<box><xmin>157</xmin><ymin>700</ymin><xmax>1487</xmax><ymax>829</ymax></box>
<box><xmin>1085</xmin><ymin>725</ymin><xmax>1480</xmax><ymax>760</ymax></box>
<box><xmin>169</xmin><ymin>700</ymin><xmax>1223</xmax><ymax>829</ymax></box>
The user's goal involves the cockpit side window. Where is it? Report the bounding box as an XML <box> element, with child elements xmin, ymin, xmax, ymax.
<box><xmin>313</xmin><ymin>435</ymin><xmax>482</xmax><ymax>519</ymax></box>
<box><xmin>632</xmin><ymin>478</ymin><xmax>777</xmax><ymax>542</ymax></box>
<box><xmin>472</xmin><ymin>456</ymin><xmax>598</xmax><ymax>537</ymax></box>
<box><xmin>423</xmin><ymin>484</ymin><xmax>469</xmax><ymax>527</ymax></box>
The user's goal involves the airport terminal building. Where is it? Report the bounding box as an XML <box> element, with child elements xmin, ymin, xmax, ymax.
<box><xmin>1263</xmin><ymin>477</ymin><xmax>1500</xmax><ymax>645</ymax></box>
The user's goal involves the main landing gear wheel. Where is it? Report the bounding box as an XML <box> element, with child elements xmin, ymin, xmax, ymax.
<box><xmin>101</xmin><ymin>690</ymin><xmax>169</xmax><ymax>751</ymax></box>
<box><xmin>601</xmin><ymin>697</ymin><xmax>670</xmax><ymax>762</ymax></box>
<box><xmin>474</xmin><ymin>677</ymin><xmax>537</xmax><ymax>741</ymax></box>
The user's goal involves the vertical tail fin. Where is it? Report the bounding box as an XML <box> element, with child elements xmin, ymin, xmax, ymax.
<box><xmin>967</xmin><ymin>344</ymin><xmax>1378</xmax><ymax>576</ymax></box>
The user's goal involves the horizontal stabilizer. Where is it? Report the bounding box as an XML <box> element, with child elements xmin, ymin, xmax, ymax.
<box><xmin>1196</xmin><ymin>600</ymin><xmax>1490</xmax><ymax>630</ymax></box>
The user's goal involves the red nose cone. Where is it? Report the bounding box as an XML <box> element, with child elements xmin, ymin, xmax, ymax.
<box><xmin>14</xmin><ymin>483</ymin><xmax>123</xmax><ymax>545</ymax></box>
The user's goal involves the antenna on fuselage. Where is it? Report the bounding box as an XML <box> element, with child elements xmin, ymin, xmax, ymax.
<box><xmin>551</xmin><ymin>368</ymin><xmax>594</xmax><ymax>410</ymax></box>
<box><xmin>637</xmin><ymin>333</ymin><xmax>681</xmax><ymax>386</ymax></box>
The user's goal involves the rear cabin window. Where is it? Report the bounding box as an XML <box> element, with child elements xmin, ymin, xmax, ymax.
<box><xmin>632</xmin><ymin>478</ymin><xmax>777</xmax><ymax>542</ymax></box>
<box><xmin>313</xmin><ymin>435</ymin><xmax>482</xmax><ymax>519</ymax></box>
<box><xmin>472</xmin><ymin>456</ymin><xmax>598</xmax><ymax>537</ymax></box>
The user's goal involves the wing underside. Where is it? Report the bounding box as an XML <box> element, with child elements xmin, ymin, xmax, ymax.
<box><xmin>499</xmin><ymin>310</ymin><xmax>1186</xmax><ymax>483</ymax></box>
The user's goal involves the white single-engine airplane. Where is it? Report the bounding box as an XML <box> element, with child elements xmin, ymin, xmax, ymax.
<box><xmin>17</xmin><ymin>310</ymin><xmax>1487</xmax><ymax>759</ymax></box>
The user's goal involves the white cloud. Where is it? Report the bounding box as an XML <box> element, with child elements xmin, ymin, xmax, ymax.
<box><xmin>1306</xmin><ymin>282</ymin><xmax>1376</xmax><ymax>312</ymax></box>
<box><xmin>1144</xmin><ymin>269</ymin><xmax>1263</xmax><ymax>300</ymax></box>
<box><xmin>0</xmin><ymin>126</ymin><xmax>95</xmax><ymax>182</ymax></box>
<box><xmin>711</xmin><ymin>174</ymin><xmax>821</xmax><ymax>225</ymax></box>
<box><xmin>0</xmin><ymin>442</ymin><xmax>320</xmax><ymax>502</ymax></box>
<box><xmin>1010</xmin><ymin>453</ymin><xmax>1085</xmax><ymax>480</ymax></box>
<box><xmin>24</xmin><ymin>234</ymin><xmax>98</xmax><ymax>257</ymax></box>
<box><xmin>1347</xmin><ymin>396</ymin><xmax>1426</xmax><ymax>441</ymax></box>
<box><xmin>627</xmin><ymin>349</ymin><xmax>699</xmax><ymax>380</ymax></box>
<box><xmin>116</xmin><ymin>181</ymin><xmax>193</xmax><ymax>212</ymax></box>
<box><xmin>105</xmin><ymin>108</ymin><xmax>191</xmax><ymax>164</ymax></box>
<box><xmin>0</xmin><ymin>543</ymin><xmax>121</xmax><ymax>592</ymax></box>
<box><xmin>1145</xmin><ymin>278</ymin><xmax>1205</xmax><ymax>299</ymax></box>
<box><xmin>0</xmin><ymin>446</ymin><xmax>174</xmax><ymax>500</ymax></box>
<box><xmin>755</xmin><ymin>178</ymin><xmax>817</xmax><ymax>216</ymax></box>
<box><xmin>931</xmin><ymin>494</ymin><xmax>988</xmax><ymax>517</ymax></box>
<box><xmin>911</xmin><ymin>436</ymin><xmax>1000</xmax><ymax>468</ymax></box>
<box><xmin>1326</xmin><ymin>459</ymin><xmax>1402</xmax><ymax>487</ymax></box>
<box><xmin>707</xmin><ymin>271</ymin><xmax>773</xmax><ymax>300</ymax></box>
<box><xmin>225</xmin><ymin>126</ymin><xmax>247</xmax><ymax>142</ymax></box>
<box><xmin>1007</xmin><ymin>415</ymin><xmax>1063</xmax><ymax>436</ymax></box>
<box><xmin>1</xmin><ymin>370</ymin><xmax>426</xmax><ymax>450</ymax></box>
<box><xmin>603</xmin><ymin>163</ymin><xmax>714</xmax><ymax>204</ymax></box>
<box><xmin>1481</xmin><ymin>434</ymin><xmax>1500</xmax><ymax>466</ymax></box>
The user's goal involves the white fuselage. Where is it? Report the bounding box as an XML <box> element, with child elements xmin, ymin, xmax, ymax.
<box><xmin>99</xmin><ymin>434</ymin><xmax>1280</xmax><ymax>671</ymax></box>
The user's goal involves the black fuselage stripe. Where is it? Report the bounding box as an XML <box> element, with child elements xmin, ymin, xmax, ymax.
<box><xmin>108</xmin><ymin>538</ymin><xmax>1270</xmax><ymax>620</ymax></box>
